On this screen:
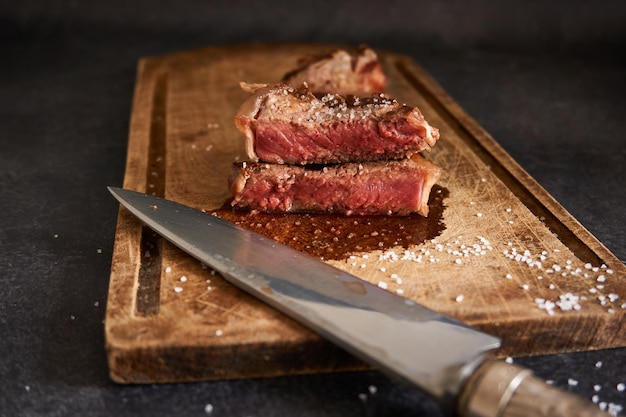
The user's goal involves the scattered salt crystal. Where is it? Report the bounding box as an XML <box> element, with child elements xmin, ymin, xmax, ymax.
<box><xmin>568</xmin><ymin>378</ymin><xmax>579</xmax><ymax>386</ymax></box>
<box><xmin>165</xmin><ymin>266</ymin><xmax>172</xmax><ymax>273</ymax></box>
<box><xmin>174</xmin><ymin>286</ymin><xmax>183</xmax><ymax>293</ymax></box>
<box><xmin>215</xmin><ymin>329</ymin><xmax>223</xmax><ymax>336</ymax></box>
<box><xmin>97</xmin><ymin>248</ymin><xmax>102</xmax><ymax>254</ymax></box>
<box><xmin>593</xmin><ymin>395</ymin><xmax>600</xmax><ymax>403</ymax></box>
<box><xmin>358</xmin><ymin>393</ymin><xmax>367</xmax><ymax>401</ymax></box>
<box><xmin>618</xmin><ymin>383</ymin><xmax>625</xmax><ymax>392</ymax></box>
<box><xmin>595</xmin><ymin>361</ymin><xmax>603</xmax><ymax>368</ymax></box>
<box><xmin>54</xmin><ymin>234</ymin><xmax>59</xmax><ymax>238</ymax></box>
<box><xmin>505</xmin><ymin>357</ymin><xmax>514</xmax><ymax>364</ymax></box>
<box><xmin>476</xmin><ymin>212</ymin><xmax>483</xmax><ymax>218</ymax></box>
<box><xmin>594</xmin><ymin>384</ymin><xmax>602</xmax><ymax>392</ymax></box>
<box><xmin>204</xmin><ymin>404</ymin><xmax>214</xmax><ymax>414</ymax></box>
<box><xmin>522</xmin><ymin>284</ymin><xmax>529</xmax><ymax>290</ymax></box>
<box><xmin>597</xmin><ymin>275</ymin><xmax>606</xmax><ymax>282</ymax></box>
<box><xmin>455</xmin><ymin>258</ymin><xmax>463</xmax><ymax>265</ymax></box>
<box><xmin>377</xmin><ymin>281</ymin><xmax>388</xmax><ymax>290</ymax></box>
<box><xmin>608</xmin><ymin>403</ymin><xmax>623</xmax><ymax>416</ymax></box>
<box><xmin>179</xmin><ymin>275</ymin><xmax>188</xmax><ymax>282</ymax></box>
<box><xmin>455</xmin><ymin>295</ymin><xmax>464</xmax><ymax>302</ymax></box>
<box><xmin>94</xmin><ymin>301</ymin><xmax>99</xmax><ymax>307</ymax></box>
<box><xmin>396</xmin><ymin>289</ymin><xmax>404</xmax><ymax>295</ymax></box>
<box><xmin>368</xmin><ymin>385</ymin><xmax>378</xmax><ymax>394</ymax></box>
<box><xmin>505</xmin><ymin>273</ymin><xmax>513</xmax><ymax>279</ymax></box>
<box><xmin>25</xmin><ymin>385</ymin><xmax>30</xmax><ymax>392</ymax></box>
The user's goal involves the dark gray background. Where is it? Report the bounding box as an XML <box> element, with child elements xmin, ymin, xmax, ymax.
<box><xmin>1</xmin><ymin>1</ymin><xmax>624</xmax><ymax>416</ymax></box>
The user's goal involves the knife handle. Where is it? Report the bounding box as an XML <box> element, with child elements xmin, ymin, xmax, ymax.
<box><xmin>457</xmin><ymin>360</ymin><xmax>609</xmax><ymax>417</ymax></box>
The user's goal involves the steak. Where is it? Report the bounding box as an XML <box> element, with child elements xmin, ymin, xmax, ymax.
<box><xmin>282</xmin><ymin>45</ymin><xmax>386</xmax><ymax>95</ymax></box>
<box><xmin>234</xmin><ymin>83</ymin><xmax>440</xmax><ymax>165</ymax></box>
<box><xmin>229</xmin><ymin>154</ymin><xmax>442</xmax><ymax>217</ymax></box>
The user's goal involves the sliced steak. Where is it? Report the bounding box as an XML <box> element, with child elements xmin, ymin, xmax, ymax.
<box><xmin>235</xmin><ymin>83</ymin><xmax>440</xmax><ymax>165</ymax></box>
<box><xmin>228</xmin><ymin>154</ymin><xmax>442</xmax><ymax>217</ymax></box>
<box><xmin>282</xmin><ymin>45</ymin><xmax>386</xmax><ymax>95</ymax></box>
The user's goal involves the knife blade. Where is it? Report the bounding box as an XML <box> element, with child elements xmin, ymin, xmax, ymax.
<box><xmin>108</xmin><ymin>186</ymin><xmax>608</xmax><ymax>417</ymax></box>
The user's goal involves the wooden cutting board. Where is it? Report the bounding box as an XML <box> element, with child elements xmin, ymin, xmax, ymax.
<box><xmin>107</xmin><ymin>43</ymin><xmax>626</xmax><ymax>384</ymax></box>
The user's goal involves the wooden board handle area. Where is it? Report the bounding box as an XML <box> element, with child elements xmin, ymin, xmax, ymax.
<box><xmin>458</xmin><ymin>361</ymin><xmax>608</xmax><ymax>417</ymax></box>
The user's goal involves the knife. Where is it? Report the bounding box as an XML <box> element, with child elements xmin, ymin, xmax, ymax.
<box><xmin>108</xmin><ymin>186</ymin><xmax>608</xmax><ymax>417</ymax></box>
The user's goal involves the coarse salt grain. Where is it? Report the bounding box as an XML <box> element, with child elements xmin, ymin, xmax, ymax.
<box><xmin>215</xmin><ymin>329</ymin><xmax>223</xmax><ymax>336</ymax></box>
<box><xmin>618</xmin><ymin>383</ymin><xmax>625</xmax><ymax>392</ymax></box>
<box><xmin>595</xmin><ymin>361</ymin><xmax>603</xmax><ymax>368</ymax></box>
<box><xmin>608</xmin><ymin>403</ymin><xmax>623</xmax><ymax>416</ymax></box>
<box><xmin>204</xmin><ymin>404</ymin><xmax>214</xmax><ymax>414</ymax></box>
<box><xmin>165</xmin><ymin>266</ymin><xmax>172</xmax><ymax>273</ymax></box>
<box><xmin>568</xmin><ymin>378</ymin><xmax>579</xmax><ymax>386</ymax></box>
<box><xmin>174</xmin><ymin>286</ymin><xmax>183</xmax><ymax>293</ymax></box>
<box><xmin>455</xmin><ymin>295</ymin><xmax>464</xmax><ymax>302</ymax></box>
<box><xmin>368</xmin><ymin>385</ymin><xmax>378</xmax><ymax>394</ymax></box>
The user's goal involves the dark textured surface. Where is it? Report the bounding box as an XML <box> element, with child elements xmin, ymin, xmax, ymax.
<box><xmin>0</xmin><ymin>1</ymin><xmax>624</xmax><ymax>416</ymax></box>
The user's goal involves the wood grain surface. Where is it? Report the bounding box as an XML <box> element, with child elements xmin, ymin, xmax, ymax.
<box><xmin>106</xmin><ymin>43</ymin><xmax>625</xmax><ymax>384</ymax></box>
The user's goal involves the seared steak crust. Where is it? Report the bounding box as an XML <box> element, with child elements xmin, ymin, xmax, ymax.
<box><xmin>235</xmin><ymin>83</ymin><xmax>440</xmax><ymax>165</ymax></box>
<box><xmin>282</xmin><ymin>45</ymin><xmax>386</xmax><ymax>95</ymax></box>
<box><xmin>229</xmin><ymin>154</ymin><xmax>442</xmax><ymax>217</ymax></box>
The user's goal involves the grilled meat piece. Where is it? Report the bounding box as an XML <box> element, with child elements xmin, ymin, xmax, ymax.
<box><xmin>282</xmin><ymin>45</ymin><xmax>386</xmax><ymax>95</ymax></box>
<box><xmin>234</xmin><ymin>82</ymin><xmax>440</xmax><ymax>165</ymax></box>
<box><xmin>229</xmin><ymin>154</ymin><xmax>442</xmax><ymax>217</ymax></box>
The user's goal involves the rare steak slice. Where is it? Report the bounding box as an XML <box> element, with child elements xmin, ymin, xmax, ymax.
<box><xmin>282</xmin><ymin>45</ymin><xmax>386</xmax><ymax>95</ymax></box>
<box><xmin>228</xmin><ymin>154</ymin><xmax>442</xmax><ymax>217</ymax></box>
<box><xmin>234</xmin><ymin>83</ymin><xmax>440</xmax><ymax>165</ymax></box>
